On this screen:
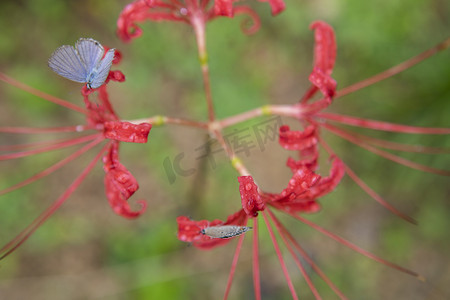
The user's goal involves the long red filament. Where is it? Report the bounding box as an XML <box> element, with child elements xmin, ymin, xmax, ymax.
<box><xmin>286</xmin><ymin>212</ymin><xmax>425</xmax><ymax>281</ymax></box>
<box><xmin>262</xmin><ymin>210</ymin><xmax>299</xmax><ymax>300</ymax></box>
<box><xmin>252</xmin><ymin>218</ymin><xmax>261</xmax><ymax>300</ymax></box>
<box><xmin>0</xmin><ymin>72</ymin><xmax>89</xmax><ymax>115</ymax></box>
<box><xmin>0</xmin><ymin>134</ymin><xmax>99</xmax><ymax>161</ymax></box>
<box><xmin>318</xmin><ymin>136</ymin><xmax>417</xmax><ymax>224</ymax></box>
<box><xmin>318</xmin><ymin>112</ymin><xmax>450</xmax><ymax>134</ymax></box>
<box><xmin>223</xmin><ymin>229</ymin><xmax>246</xmax><ymax>300</ymax></box>
<box><xmin>270</xmin><ymin>211</ymin><xmax>348</xmax><ymax>299</ymax></box>
<box><xmin>0</xmin><ymin>135</ymin><xmax>104</xmax><ymax>196</ymax></box>
<box><xmin>322</xmin><ymin>122</ymin><xmax>450</xmax><ymax>176</ymax></box>
<box><xmin>0</xmin><ymin>143</ymin><xmax>109</xmax><ymax>260</ymax></box>
<box><xmin>267</xmin><ymin>209</ymin><xmax>322</xmax><ymax>300</ymax></box>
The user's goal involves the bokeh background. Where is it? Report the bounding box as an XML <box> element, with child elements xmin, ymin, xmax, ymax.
<box><xmin>0</xmin><ymin>0</ymin><xmax>449</xmax><ymax>299</ymax></box>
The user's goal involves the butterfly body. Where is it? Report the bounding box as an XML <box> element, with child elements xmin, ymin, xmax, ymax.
<box><xmin>48</xmin><ymin>38</ymin><xmax>115</xmax><ymax>89</ymax></box>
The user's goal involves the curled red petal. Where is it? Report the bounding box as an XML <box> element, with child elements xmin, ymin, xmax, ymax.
<box><xmin>279</xmin><ymin>125</ymin><xmax>318</xmax><ymax>151</ymax></box>
<box><xmin>306</xmin><ymin>156</ymin><xmax>345</xmax><ymax>199</ymax></box>
<box><xmin>214</xmin><ymin>0</ymin><xmax>234</xmax><ymax>17</ymax></box>
<box><xmin>103</xmin><ymin>121</ymin><xmax>152</xmax><ymax>143</ymax></box>
<box><xmin>267</xmin><ymin>166</ymin><xmax>321</xmax><ymax>213</ymax></box>
<box><xmin>117</xmin><ymin>0</ymin><xmax>151</xmax><ymax>42</ymax></box>
<box><xmin>238</xmin><ymin>176</ymin><xmax>265</xmax><ymax>217</ymax></box>
<box><xmin>258</xmin><ymin>0</ymin><xmax>285</xmax><ymax>15</ymax></box>
<box><xmin>107</xmin><ymin>70</ymin><xmax>126</xmax><ymax>82</ymax></box>
<box><xmin>113</xmin><ymin>50</ymin><xmax>122</xmax><ymax>64</ymax></box>
<box><xmin>268</xmin><ymin>193</ymin><xmax>321</xmax><ymax>213</ymax></box>
<box><xmin>277</xmin><ymin>167</ymin><xmax>321</xmax><ymax>201</ymax></box>
<box><xmin>310</xmin><ymin>20</ymin><xmax>336</xmax><ymax>75</ymax></box>
<box><xmin>279</xmin><ymin>124</ymin><xmax>320</xmax><ymax>170</ymax></box>
<box><xmin>234</xmin><ymin>6</ymin><xmax>261</xmax><ymax>35</ymax></box>
<box><xmin>309</xmin><ymin>66</ymin><xmax>337</xmax><ymax>99</ymax></box>
<box><xmin>286</xmin><ymin>152</ymin><xmax>318</xmax><ymax>172</ymax></box>
<box><xmin>270</xmin><ymin>157</ymin><xmax>345</xmax><ymax>213</ymax></box>
<box><xmin>102</xmin><ymin>47</ymin><xmax>122</xmax><ymax>65</ymax></box>
<box><xmin>177</xmin><ymin>210</ymin><xmax>248</xmax><ymax>249</ymax></box>
<box><xmin>103</xmin><ymin>142</ymin><xmax>147</xmax><ymax>219</ymax></box>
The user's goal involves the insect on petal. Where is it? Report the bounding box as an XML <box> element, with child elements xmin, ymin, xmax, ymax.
<box><xmin>201</xmin><ymin>225</ymin><xmax>252</xmax><ymax>239</ymax></box>
<box><xmin>48</xmin><ymin>38</ymin><xmax>114</xmax><ymax>89</ymax></box>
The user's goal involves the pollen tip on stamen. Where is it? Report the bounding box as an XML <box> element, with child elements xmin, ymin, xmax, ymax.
<box><xmin>261</xmin><ymin>105</ymin><xmax>272</xmax><ymax>116</ymax></box>
<box><xmin>153</xmin><ymin>115</ymin><xmax>165</xmax><ymax>126</ymax></box>
<box><xmin>417</xmin><ymin>275</ymin><xmax>427</xmax><ymax>282</ymax></box>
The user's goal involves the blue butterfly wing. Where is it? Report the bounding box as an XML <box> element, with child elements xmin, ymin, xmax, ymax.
<box><xmin>48</xmin><ymin>45</ymin><xmax>87</xmax><ymax>83</ymax></box>
<box><xmin>90</xmin><ymin>49</ymin><xmax>115</xmax><ymax>89</ymax></box>
<box><xmin>76</xmin><ymin>38</ymin><xmax>104</xmax><ymax>75</ymax></box>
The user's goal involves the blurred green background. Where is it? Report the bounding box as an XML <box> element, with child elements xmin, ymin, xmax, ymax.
<box><xmin>0</xmin><ymin>0</ymin><xmax>449</xmax><ymax>299</ymax></box>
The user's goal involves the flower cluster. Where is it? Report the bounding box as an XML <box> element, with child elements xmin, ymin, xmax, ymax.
<box><xmin>117</xmin><ymin>0</ymin><xmax>285</xmax><ymax>41</ymax></box>
<box><xmin>0</xmin><ymin>51</ymin><xmax>151</xmax><ymax>259</ymax></box>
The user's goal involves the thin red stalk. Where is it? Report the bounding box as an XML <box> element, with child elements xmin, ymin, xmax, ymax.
<box><xmin>261</xmin><ymin>210</ymin><xmax>299</xmax><ymax>300</ymax></box>
<box><xmin>335</xmin><ymin>37</ymin><xmax>450</xmax><ymax>98</ymax></box>
<box><xmin>127</xmin><ymin>116</ymin><xmax>208</xmax><ymax>129</ymax></box>
<box><xmin>284</xmin><ymin>211</ymin><xmax>426</xmax><ymax>281</ymax></box>
<box><xmin>0</xmin><ymin>134</ymin><xmax>96</xmax><ymax>152</ymax></box>
<box><xmin>318</xmin><ymin>136</ymin><xmax>417</xmax><ymax>224</ymax></box>
<box><xmin>334</xmin><ymin>129</ymin><xmax>450</xmax><ymax>154</ymax></box>
<box><xmin>318</xmin><ymin>112</ymin><xmax>450</xmax><ymax>134</ymax></box>
<box><xmin>322</xmin><ymin>122</ymin><xmax>450</xmax><ymax>176</ymax></box>
<box><xmin>192</xmin><ymin>16</ymin><xmax>215</xmax><ymax>122</ymax></box>
<box><xmin>165</xmin><ymin>117</ymin><xmax>208</xmax><ymax>129</ymax></box>
<box><xmin>217</xmin><ymin>104</ymin><xmax>304</xmax><ymax>129</ymax></box>
<box><xmin>0</xmin><ymin>125</ymin><xmax>91</xmax><ymax>134</ymax></box>
<box><xmin>252</xmin><ymin>218</ymin><xmax>261</xmax><ymax>300</ymax></box>
<box><xmin>0</xmin><ymin>142</ymin><xmax>109</xmax><ymax>260</ymax></box>
<box><xmin>0</xmin><ymin>134</ymin><xmax>100</xmax><ymax>161</ymax></box>
<box><xmin>0</xmin><ymin>72</ymin><xmax>89</xmax><ymax>115</ymax></box>
<box><xmin>223</xmin><ymin>230</ymin><xmax>246</xmax><ymax>300</ymax></box>
<box><xmin>267</xmin><ymin>209</ymin><xmax>322</xmax><ymax>300</ymax></box>
<box><xmin>0</xmin><ymin>135</ymin><xmax>104</xmax><ymax>196</ymax></box>
<box><xmin>218</xmin><ymin>108</ymin><xmax>264</xmax><ymax>129</ymax></box>
<box><xmin>214</xmin><ymin>129</ymin><xmax>234</xmax><ymax>158</ymax></box>
<box><xmin>270</xmin><ymin>210</ymin><xmax>348</xmax><ymax>300</ymax></box>
<box><xmin>201</xmin><ymin>64</ymin><xmax>215</xmax><ymax>122</ymax></box>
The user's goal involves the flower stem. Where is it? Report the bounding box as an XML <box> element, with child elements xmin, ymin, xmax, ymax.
<box><xmin>192</xmin><ymin>14</ymin><xmax>215</xmax><ymax>122</ymax></box>
<box><xmin>126</xmin><ymin>115</ymin><xmax>208</xmax><ymax>129</ymax></box>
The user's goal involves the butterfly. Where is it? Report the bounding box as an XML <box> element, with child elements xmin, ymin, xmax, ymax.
<box><xmin>48</xmin><ymin>38</ymin><xmax>115</xmax><ymax>89</ymax></box>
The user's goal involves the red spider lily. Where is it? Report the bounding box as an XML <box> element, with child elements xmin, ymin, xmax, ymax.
<box><xmin>290</xmin><ymin>21</ymin><xmax>450</xmax><ymax>222</ymax></box>
<box><xmin>116</xmin><ymin>0</ymin><xmax>281</xmax><ymax>42</ymax></box>
<box><xmin>177</xmin><ymin>20</ymin><xmax>449</xmax><ymax>299</ymax></box>
<box><xmin>0</xmin><ymin>51</ymin><xmax>152</xmax><ymax>259</ymax></box>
